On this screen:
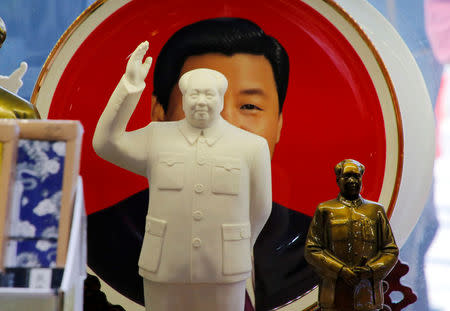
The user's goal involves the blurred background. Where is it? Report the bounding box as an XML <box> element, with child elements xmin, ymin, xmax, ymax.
<box><xmin>368</xmin><ymin>1</ymin><xmax>448</xmax><ymax>311</ymax></box>
<box><xmin>0</xmin><ymin>0</ymin><xmax>447</xmax><ymax>310</ymax></box>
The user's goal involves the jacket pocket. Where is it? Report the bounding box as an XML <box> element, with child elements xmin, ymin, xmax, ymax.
<box><xmin>362</xmin><ymin>218</ymin><xmax>376</xmax><ymax>242</ymax></box>
<box><xmin>222</xmin><ymin>223</ymin><xmax>251</xmax><ymax>275</ymax></box>
<box><xmin>138</xmin><ymin>216</ymin><xmax>167</xmax><ymax>272</ymax></box>
<box><xmin>329</xmin><ymin>218</ymin><xmax>349</xmax><ymax>241</ymax></box>
<box><xmin>212</xmin><ymin>157</ymin><xmax>241</xmax><ymax>195</ymax></box>
<box><xmin>156</xmin><ymin>152</ymin><xmax>184</xmax><ymax>190</ymax></box>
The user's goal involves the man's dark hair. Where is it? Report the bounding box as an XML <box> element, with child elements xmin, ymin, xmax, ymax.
<box><xmin>153</xmin><ymin>17</ymin><xmax>289</xmax><ymax>114</ymax></box>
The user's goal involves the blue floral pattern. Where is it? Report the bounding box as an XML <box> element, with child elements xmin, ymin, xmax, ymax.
<box><xmin>6</xmin><ymin>139</ymin><xmax>66</xmax><ymax>268</ymax></box>
<box><xmin>6</xmin><ymin>239</ymin><xmax>58</xmax><ymax>268</ymax></box>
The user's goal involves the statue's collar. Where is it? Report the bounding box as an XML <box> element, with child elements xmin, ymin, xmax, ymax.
<box><xmin>178</xmin><ymin>117</ymin><xmax>225</xmax><ymax>146</ymax></box>
<box><xmin>338</xmin><ymin>194</ymin><xmax>363</xmax><ymax>208</ymax></box>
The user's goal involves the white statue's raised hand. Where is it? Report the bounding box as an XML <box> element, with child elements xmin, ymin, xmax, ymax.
<box><xmin>125</xmin><ymin>41</ymin><xmax>153</xmax><ymax>88</ymax></box>
<box><xmin>0</xmin><ymin>61</ymin><xmax>28</xmax><ymax>94</ymax></box>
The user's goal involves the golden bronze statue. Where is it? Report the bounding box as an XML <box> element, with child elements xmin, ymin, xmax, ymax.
<box><xmin>0</xmin><ymin>87</ymin><xmax>40</xmax><ymax>119</ymax></box>
<box><xmin>305</xmin><ymin>159</ymin><xmax>398</xmax><ymax>311</ymax></box>
<box><xmin>0</xmin><ymin>17</ymin><xmax>39</xmax><ymax>119</ymax></box>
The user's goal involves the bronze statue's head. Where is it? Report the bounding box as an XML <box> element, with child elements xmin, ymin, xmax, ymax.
<box><xmin>0</xmin><ymin>17</ymin><xmax>6</xmax><ymax>48</ymax></box>
<box><xmin>335</xmin><ymin>159</ymin><xmax>365</xmax><ymax>200</ymax></box>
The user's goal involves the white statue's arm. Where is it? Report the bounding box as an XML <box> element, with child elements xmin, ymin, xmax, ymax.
<box><xmin>0</xmin><ymin>62</ymin><xmax>27</xmax><ymax>94</ymax></box>
<box><xmin>249</xmin><ymin>140</ymin><xmax>272</xmax><ymax>248</ymax></box>
<box><xmin>93</xmin><ymin>41</ymin><xmax>153</xmax><ymax>176</ymax></box>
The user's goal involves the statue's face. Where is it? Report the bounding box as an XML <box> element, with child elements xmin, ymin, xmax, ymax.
<box><xmin>182</xmin><ymin>73</ymin><xmax>223</xmax><ymax>129</ymax></box>
<box><xmin>337</xmin><ymin>169</ymin><xmax>362</xmax><ymax>200</ymax></box>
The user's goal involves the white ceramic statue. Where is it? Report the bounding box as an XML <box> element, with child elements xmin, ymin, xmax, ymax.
<box><xmin>93</xmin><ymin>41</ymin><xmax>272</xmax><ymax>311</ymax></box>
<box><xmin>0</xmin><ymin>62</ymin><xmax>27</xmax><ymax>94</ymax></box>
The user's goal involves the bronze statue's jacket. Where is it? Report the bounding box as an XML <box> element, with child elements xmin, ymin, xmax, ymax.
<box><xmin>304</xmin><ymin>195</ymin><xmax>398</xmax><ymax>310</ymax></box>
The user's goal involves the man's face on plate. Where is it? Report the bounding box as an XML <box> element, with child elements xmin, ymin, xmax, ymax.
<box><xmin>152</xmin><ymin>53</ymin><xmax>283</xmax><ymax>158</ymax></box>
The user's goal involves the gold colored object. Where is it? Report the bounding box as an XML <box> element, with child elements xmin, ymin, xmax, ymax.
<box><xmin>0</xmin><ymin>17</ymin><xmax>39</xmax><ymax>119</ymax></box>
<box><xmin>0</xmin><ymin>17</ymin><xmax>6</xmax><ymax>48</ymax></box>
<box><xmin>0</xmin><ymin>86</ymin><xmax>40</xmax><ymax>119</ymax></box>
<box><xmin>305</xmin><ymin>159</ymin><xmax>399</xmax><ymax>311</ymax></box>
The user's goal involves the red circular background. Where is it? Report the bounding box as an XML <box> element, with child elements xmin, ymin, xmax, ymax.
<box><xmin>47</xmin><ymin>0</ymin><xmax>386</xmax><ymax>216</ymax></box>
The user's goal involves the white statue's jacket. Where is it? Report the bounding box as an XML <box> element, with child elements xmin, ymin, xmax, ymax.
<box><xmin>93</xmin><ymin>42</ymin><xmax>272</xmax><ymax>288</ymax></box>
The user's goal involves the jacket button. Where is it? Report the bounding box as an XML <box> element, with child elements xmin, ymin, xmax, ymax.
<box><xmin>240</xmin><ymin>229</ymin><xmax>250</xmax><ymax>239</ymax></box>
<box><xmin>194</xmin><ymin>184</ymin><xmax>204</xmax><ymax>193</ymax></box>
<box><xmin>193</xmin><ymin>211</ymin><xmax>203</xmax><ymax>221</ymax></box>
<box><xmin>192</xmin><ymin>238</ymin><xmax>201</xmax><ymax>248</ymax></box>
<box><xmin>197</xmin><ymin>157</ymin><xmax>206</xmax><ymax>165</ymax></box>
